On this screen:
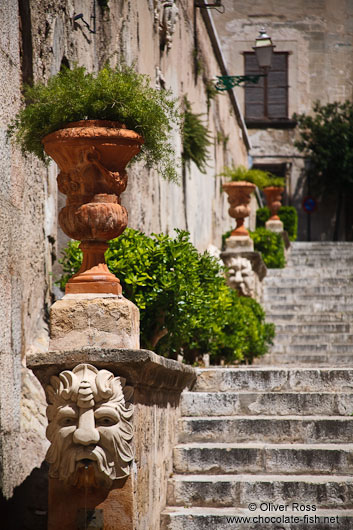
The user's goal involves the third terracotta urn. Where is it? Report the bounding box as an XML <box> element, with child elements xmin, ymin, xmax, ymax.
<box><xmin>42</xmin><ymin>120</ymin><xmax>144</xmax><ymax>295</ymax></box>
<box><xmin>222</xmin><ymin>181</ymin><xmax>256</xmax><ymax>237</ymax></box>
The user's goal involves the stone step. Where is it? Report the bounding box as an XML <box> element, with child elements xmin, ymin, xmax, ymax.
<box><xmin>273</xmin><ymin>323</ymin><xmax>351</xmax><ymax>334</ymax></box>
<box><xmin>265</xmin><ymin>277</ymin><xmax>353</xmax><ymax>287</ymax></box>
<box><xmin>167</xmin><ymin>474</ymin><xmax>353</xmax><ymax>509</ymax></box>
<box><xmin>263</xmin><ymin>293</ymin><xmax>353</xmax><ymax>304</ymax></box>
<box><xmin>173</xmin><ymin>442</ymin><xmax>353</xmax><ymax>475</ymax></box>
<box><xmin>270</xmin><ymin>344</ymin><xmax>353</xmax><ymax>355</ymax></box>
<box><xmin>265</xmin><ymin>302</ymin><xmax>353</xmax><ymax>313</ymax></box>
<box><xmin>194</xmin><ymin>368</ymin><xmax>353</xmax><ymax>393</ymax></box>
<box><xmin>267</xmin><ymin>267</ymin><xmax>353</xmax><ymax>277</ymax></box>
<box><xmin>161</xmin><ymin>507</ymin><xmax>353</xmax><ymax>529</ymax></box>
<box><xmin>181</xmin><ymin>391</ymin><xmax>353</xmax><ymax>417</ymax></box>
<box><xmin>177</xmin><ymin>416</ymin><xmax>353</xmax><ymax>444</ymax></box>
<box><xmin>288</xmin><ymin>251</ymin><xmax>353</xmax><ymax>257</ymax></box>
<box><xmin>265</xmin><ymin>286</ymin><xmax>353</xmax><ymax>296</ymax></box>
<box><xmin>273</xmin><ymin>333</ymin><xmax>353</xmax><ymax>345</ymax></box>
<box><xmin>291</xmin><ymin>242</ymin><xmax>353</xmax><ymax>248</ymax></box>
<box><xmin>255</xmin><ymin>352</ymin><xmax>353</xmax><ymax>366</ymax></box>
<box><xmin>267</xmin><ymin>312</ymin><xmax>353</xmax><ymax>324</ymax></box>
<box><xmin>288</xmin><ymin>252</ymin><xmax>353</xmax><ymax>259</ymax></box>
<box><xmin>286</xmin><ymin>258</ymin><xmax>353</xmax><ymax>267</ymax></box>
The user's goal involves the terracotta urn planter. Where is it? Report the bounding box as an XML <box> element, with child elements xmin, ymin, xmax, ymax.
<box><xmin>263</xmin><ymin>186</ymin><xmax>284</xmax><ymax>221</ymax></box>
<box><xmin>42</xmin><ymin>120</ymin><xmax>144</xmax><ymax>295</ymax></box>
<box><xmin>222</xmin><ymin>181</ymin><xmax>256</xmax><ymax>236</ymax></box>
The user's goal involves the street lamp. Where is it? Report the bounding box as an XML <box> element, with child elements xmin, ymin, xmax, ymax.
<box><xmin>215</xmin><ymin>28</ymin><xmax>275</xmax><ymax>91</ymax></box>
<box><xmin>253</xmin><ymin>28</ymin><xmax>275</xmax><ymax>69</ymax></box>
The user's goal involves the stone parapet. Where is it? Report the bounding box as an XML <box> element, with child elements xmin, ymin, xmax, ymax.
<box><xmin>28</xmin><ymin>348</ymin><xmax>196</xmax><ymax>530</ymax></box>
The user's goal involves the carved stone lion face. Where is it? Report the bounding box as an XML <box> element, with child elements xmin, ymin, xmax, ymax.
<box><xmin>227</xmin><ymin>256</ymin><xmax>255</xmax><ymax>297</ymax></box>
<box><xmin>45</xmin><ymin>364</ymin><xmax>133</xmax><ymax>488</ymax></box>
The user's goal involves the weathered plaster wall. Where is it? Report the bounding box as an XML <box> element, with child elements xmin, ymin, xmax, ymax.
<box><xmin>1</xmin><ymin>0</ymin><xmax>249</xmax><ymax>500</ymax></box>
<box><xmin>213</xmin><ymin>0</ymin><xmax>353</xmax><ymax>240</ymax></box>
<box><xmin>0</xmin><ymin>0</ymin><xmax>51</xmax><ymax>499</ymax></box>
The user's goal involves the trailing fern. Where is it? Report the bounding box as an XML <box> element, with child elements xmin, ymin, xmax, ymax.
<box><xmin>182</xmin><ymin>96</ymin><xmax>211</xmax><ymax>173</ymax></box>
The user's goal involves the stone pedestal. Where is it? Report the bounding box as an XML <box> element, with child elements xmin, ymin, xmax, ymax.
<box><xmin>49</xmin><ymin>294</ymin><xmax>140</xmax><ymax>351</ymax></box>
<box><xmin>225</xmin><ymin>235</ymin><xmax>254</xmax><ymax>252</ymax></box>
<box><xmin>266</xmin><ymin>219</ymin><xmax>284</xmax><ymax>233</ymax></box>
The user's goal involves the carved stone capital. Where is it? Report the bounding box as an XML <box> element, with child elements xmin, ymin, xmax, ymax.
<box><xmin>45</xmin><ymin>363</ymin><xmax>133</xmax><ymax>488</ymax></box>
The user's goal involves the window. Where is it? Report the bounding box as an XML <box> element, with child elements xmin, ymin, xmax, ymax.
<box><xmin>244</xmin><ymin>52</ymin><xmax>291</xmax><ymax>125</ymax></box>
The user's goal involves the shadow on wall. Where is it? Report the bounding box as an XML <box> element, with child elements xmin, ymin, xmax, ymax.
<box><xmin>293</xmin><ymin>166</ymin><xmax>342</xmax><ymax>241</ymax></box>
<box><xmin>0</xmin><ymin>462</ymin><xmax>48</xmax><ymax>530</ymax></box>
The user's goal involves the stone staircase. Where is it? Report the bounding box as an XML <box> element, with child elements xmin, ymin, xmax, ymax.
<box><xmin>161</xmin><ymin>242</ymin><xmax>353</xmax><ymax>529</ymax></box>
<box><xmin>262</xmin><ymin>242</ymin><xmax>353</xmax><ymax>365</ymax></box>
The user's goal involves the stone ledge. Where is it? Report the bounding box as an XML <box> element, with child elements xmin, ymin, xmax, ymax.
<box><xmin>27</xmin><ymin>348</ymin><xmax>196</xmax><ymax>393</ymax></box>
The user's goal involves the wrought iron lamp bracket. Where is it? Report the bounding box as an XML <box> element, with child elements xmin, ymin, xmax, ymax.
<box><xmin>215</xmin><ymin>74</ymin><xmax>266</xmax><ymax>91</ymax></box>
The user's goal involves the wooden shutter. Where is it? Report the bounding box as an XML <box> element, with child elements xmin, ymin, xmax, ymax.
<box><xmin>244</xmin><ymin>53</ymin><xmax>264</xmax><ymax>119</ymax></box>
<box><xmin>267</xmin><ymin>53</ymin><xmax>288</xmax><ymax>118</ymax></box>
<box><xmin>244</xmin><ymin>52</ymin><xmax>288</xmax><ymax>120</ymax></box>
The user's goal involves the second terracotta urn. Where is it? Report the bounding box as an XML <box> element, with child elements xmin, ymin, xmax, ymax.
<box><xmin>42</xmin><ymin>120</ymin><xmax>144</xmax><ymax>295</ymax></box>
<box><xmin>263</xmin><ymin>186</ymin><xmax>284</xmax><ymax>233</ymax></box>
<box><xmin>263</xmin><ymin>186</ymin><xmax>284</xmax><ymax>221</ymax></box>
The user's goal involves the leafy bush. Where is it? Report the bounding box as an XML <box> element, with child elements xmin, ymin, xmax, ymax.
<box><xmin>182</xmin><ymin>97</ymin><xmax>211</xmax><ymax>173</ymax></box>
<box><xmin>250</xmin><ymin>227</ymin><xmax>285</xmax><ymax>269</ymax></box>
<box><xmin>7</xmin><ymin>64</ymin><xmax>180</xmax><ymax>181</ymax></box>
<box><xmin>256</xmin><ymin>206</ymin><xmax>271</xmax><ymax>228</ymax></box>
<box><xmin>277</xmin><ymin>206</ymin><xmax>298</xmax><ymax>241</ymax></box>
<box><xmin>59</xmin><ymin>229</ymin><xmax>274</xmax><ymax>364</ymax></box>
<box><xmin>220</xmin><ymin>165</ymin><xmax>285</xmax><ymax>189</ymax></box>
<box><xmin>256</xmin><ymin>206</ymin><xmax>298</xmax><ymax>240</ymax></box>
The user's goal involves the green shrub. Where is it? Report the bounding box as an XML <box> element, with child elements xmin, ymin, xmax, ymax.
<box><xmin>256</xmin><ymin>206</ymin><xmax>298</xmax><ymax>241</ymax></box>
<box><xmin>58</xmin><ymin>229</ymin><xmax>274</xmax><ymax>364</ymax></box>
<box><xmin>250</xmin><ymin>227</ymin><xmax>285</xmax><ymax>269</ymax></box>
<box><xmin>278</xmin><ymin>206</ymin><xmax>298</xmax><ymax>241</ymax></box>
<box><xmin>7</xmin><ymin>64</ymin><xmax>180</xmax><ymax>181</ymax></box>
<box><xmin>220</xmin><ymin>165</ymin><xmax>285</xmax><ymax>189</ymax></box>
<box><xmin>256</xmin><ymin>206</ymin><xmax>271</xmax><ymax>228</ymax></box>
<box><xmin>182</xmin><ymin>97</ymin><xmax>211</xmax><ymax>173</ymax></box>
<box><xmin>264</xmin><ymin>176</ymin><xmax>286</xmax><ymax>187</ymax></box>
